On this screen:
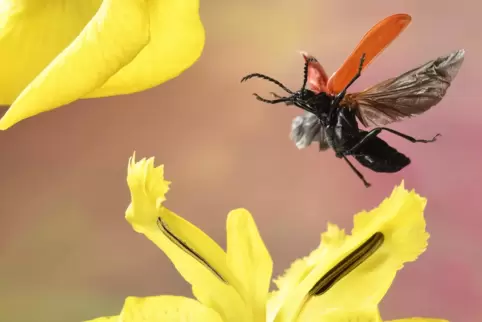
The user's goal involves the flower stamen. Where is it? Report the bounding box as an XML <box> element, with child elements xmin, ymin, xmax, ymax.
<box><xmin>156</xmin><ymin>217</ymin><xmax>228</xmax><ymax>283</ymax></box>
<box><xmin>309</xmin><ymin>232</ymin><xmax>384</xmax><ymax>296</ymax></box>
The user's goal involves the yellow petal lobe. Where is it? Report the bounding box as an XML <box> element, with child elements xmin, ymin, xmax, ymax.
<box><xmin>85</xmin><ymin>0</ymin><xmax>205</xmax><ymax>97</ymax></box>
<box><xmin>126</xmin><ymin>154</ymin><xmax>170</xmax><ymax>227</ymax></box>
<box><xmin>125</xmin><ymin>154</ymin><xmax>245</xmax><ymax>322</ymax></box>
<box><xmin>226</xmin><ymin>208</ymin><xmax>273</xmax><ymax>321</ymax></box>
<box><xmin>387</xmin><ymin>319</ymin><xmax>449</xmax><ymax>322</ymax></box>
<box><xmin>268</xmin><ymin>223</ymin><xmax>346</xmax><ymax>321</ymax></box>
<box><xmin>125</xmin><ymin>154</ymin><xmax>231</xmax><ymax>282</ymax></box>
<box><xmin>299</xmin><ymin>307</ymin><xmax>382</xmax><ymax>322</ymax></box>
<box><xmin>84</xmin><ymin>316</ymin><xmax>119</xmax><ymax>322</ymax></box>
<box><xmin>120</xmin><ymin>296</ymin><xmax>223</xmax><ymax>322</ymax></box>
<box><xmin>0</xmin><ymin>1</ymin><xmax>101</xmax><ymax>104</ymax></box>
<box><xmin>275</xmin><ymin>182</ymin><xmax>429</xmax><ymax>322</ymax></box>
<box><xmin>0</xmin><ymin>0</ymin><xmax>150</xmax><ymax>130</ymax></box>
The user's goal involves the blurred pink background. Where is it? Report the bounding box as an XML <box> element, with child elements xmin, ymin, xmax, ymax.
<box><xmin>0</xmin><ymin>0</ymin><xmax>481</xmax><ymax>321</ymax></box>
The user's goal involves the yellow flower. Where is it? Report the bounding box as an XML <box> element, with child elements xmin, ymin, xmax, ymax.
<box><xmin>0</xmin><ymin>0</ymin><xmax>204</xmax><ymax>130</ymax></box>
<box><xmin>87</xmin><ymin>154</ymin><xmax>448</xmax><ymax>322</ymax></box>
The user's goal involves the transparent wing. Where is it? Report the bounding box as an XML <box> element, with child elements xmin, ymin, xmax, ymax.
<box><xmin>290</xmin><ymin>112</ymin><xmax>329</xmax><ymax>150</ymax></box>
<box><xmin>344</xmin><ymin>49</ymin><xmax>465</xmax><ymax>128</ymax></box>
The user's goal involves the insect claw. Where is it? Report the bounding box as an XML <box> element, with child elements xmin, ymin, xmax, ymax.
<box><xmin>253</xmin><ymin>93</ymin><xmax>267</xmax><ymax>102</ymax></box>
<box><xmin>305</xmin><ymin>56</ymin><xmax>317</xmax><ymax>63</ymax></box>
<box><xmin>430</xmin><ymin>133</ymin><xmax>442</xmax><ymax>142</ymax></box>
<box><xmin>419</xmin><ymin>133</ymin><xmax>441</xmax><ymax>143</ymax></box>
<box><xmin>269</xmin><ymin>92</ymin><xmax>283</xmax><ymax>99</ymax></box>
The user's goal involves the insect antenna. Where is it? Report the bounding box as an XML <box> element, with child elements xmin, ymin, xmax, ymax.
<box><xmin>241</xmin><ymin>73</ymin><xmax>294</xmax><ymax>94</ymax></box>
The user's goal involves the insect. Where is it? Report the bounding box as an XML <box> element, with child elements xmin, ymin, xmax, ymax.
<box><xmin>241</xmin><ymin>14</ymin><xmax>464</xmax><ymax>187</ymax></box>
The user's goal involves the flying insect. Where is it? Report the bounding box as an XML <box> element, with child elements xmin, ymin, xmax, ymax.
<box><xmin>241</xmin><ymin>14</ymin><xmax>464</xmax><ymax>187</ymax></box>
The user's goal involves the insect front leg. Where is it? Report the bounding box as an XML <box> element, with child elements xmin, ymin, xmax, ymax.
<box><xmin>336</xmin><ymin>127</ymin><xmax>441</xmax><ymax>157</ymax></box>
<box><xmin>300</xmin><ymin>56</ymin><xmax>317</xmax><ymax>96</ymax></box>
<box><xmin>332</xmin><ymin>53</ymin><xmax>366</xmax><ymax>105</ymax></box>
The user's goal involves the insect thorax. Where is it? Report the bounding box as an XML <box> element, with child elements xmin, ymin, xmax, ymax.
<box><xmin>312</xmin><ymin>92</ymin><xmax>333</xmax><ymax>114</ymax></box>
<box><xmin>293</xmin><ymin>90</ymin><xmax>333</xmax><ymax>120</ymax></box>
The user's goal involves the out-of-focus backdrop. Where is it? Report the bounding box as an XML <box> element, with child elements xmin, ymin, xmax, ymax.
<box><xmin>0</xmin><ymin>0</ymin><xmax>480</xmax><ymax>321</ymax></box>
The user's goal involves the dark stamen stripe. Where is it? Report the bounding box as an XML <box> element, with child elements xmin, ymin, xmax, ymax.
<box><xmin>157</xmin><ymin>217</ymin><xmax>227</xmax><ymax>283</ymax></box>
<box><xmin>309</xmin><ymin>232</ymin><xmax>384</xmax><ymax>296</ymax></box>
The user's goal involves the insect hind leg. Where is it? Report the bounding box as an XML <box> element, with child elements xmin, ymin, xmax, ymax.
<box><xmin>374</xmin><ymin>127</ymin><xmax>441</xmax><ymax>143</ymax></box>
<box><xmin>338</xmin><ymin>127</ymin><xmax>441</xmax><ymax>157</ymax></box>
<box><xmin>342</xmin><ymin>156</ymin><xmax>371</xmax><ymax>188</ymax></box>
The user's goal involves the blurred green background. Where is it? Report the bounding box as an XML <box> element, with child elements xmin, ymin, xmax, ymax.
<box><xmin>1</xmin><ymin>0</ymin><xmax>481</xmax><ymax>321</ymax></box>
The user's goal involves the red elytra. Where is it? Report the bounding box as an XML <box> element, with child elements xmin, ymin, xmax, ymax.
<box><xmin>302</xmin><ymin>14</ymin><xmax>412</xmax><ymax>95</ymax></box>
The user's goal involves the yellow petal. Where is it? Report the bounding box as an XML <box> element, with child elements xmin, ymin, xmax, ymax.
<box><xmin>0</xmin><ymin>1</ymin><xmax>100</xmax><ymax>104</ymax></box>
<box><xmin>298</xmin><ymin>307</ymin><xmax>382</xmax><ymax>322</ymax></box>
<box><xmin>120</xmin><ymin>296</ymin><xmax>223</xmax><ymax>322</ymax></box>
<box><xmin>0</xmin><ymin>0</ymin><xmax>150</xmax><ymax>130</ymax></box>
<box><xmin>85</xmin><ymin>0</ymin><xmax>205</xmax><ymax>97</ymax></box>
<box><xmin>275</xmin><ymin>181</ymin><xmax>429</xmax><ymax>322</ymax></box>
<box><xmin>387</xmin><ymin>319</ymin><xmax>449</xmax><ymax>322</ymax></box>
<box><xmin>84</xmin><ymin>316</ymin><xmax>119</xmax><ymax>322</ymax></box>
<box><xmin>268</xmin><ymin>223</ymin><xmax>346</xmax><ymax>321</ymax></box>
<box><xmin>226</xmin><ymin>208</ymin><xmax>273</xmax><ymax>321</ymax></box>
<box><xmin>125</xmin><ymin>154</ymin><xmax>232</xmax><ymax>282</ymax></box>
<box><xmin>125</xmin><ymin>154</ymin><xmax>245</xmax><ymax>321</ymax></box>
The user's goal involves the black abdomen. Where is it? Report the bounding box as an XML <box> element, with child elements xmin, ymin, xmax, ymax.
<box><xmin>353</xmin><ymin>134</ymin><xmax>411</xmax><ymax>173</ymax></box>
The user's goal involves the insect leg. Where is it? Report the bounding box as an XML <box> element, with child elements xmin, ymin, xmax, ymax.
<box><xmin>252</xmin><ymin>93</ymin><xmax>291</xmax><ymax>104</ymax></box>
<box><xmin>270</xmin><ymin>92</ymin><xmax>283</xmax><ymax>99</ymax></box>
<box><xmin>338</xmin><ymin>128</ymin><xmax>441</xmax><ymax>157</ymax></box>
<box><xmin>370</xmin><ymin>127</ymin><xmax>441</xmax><ymax>143</ymax></box>
<box><xmin>342</xmin><ymin>156</ymin><xmax>371</xmax><ymax>188</ymax></box>
<box><xmin>333</xmin><ymin>53</ymin><xmax>366</xmax><ymax>105</ymax></box>
<box><xmin>301</xmin><ymin>57</ymin><xmax>316</xmax><ymax>94</ymax></box>
<box><xmin>270</xmin><ymin>92</ymin><xmax>295</xmax><ymax>106</ymax></box>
